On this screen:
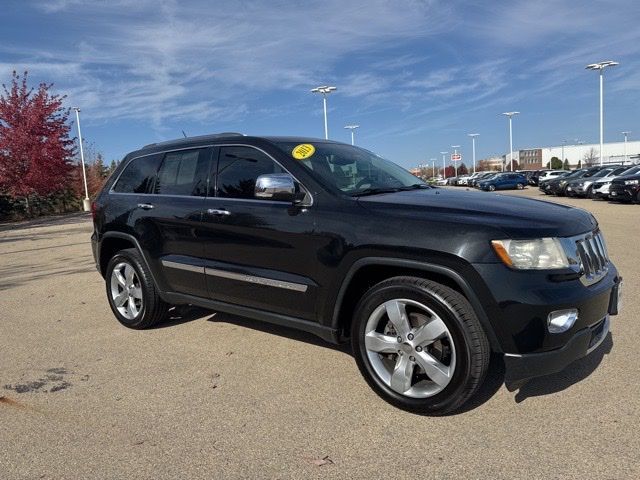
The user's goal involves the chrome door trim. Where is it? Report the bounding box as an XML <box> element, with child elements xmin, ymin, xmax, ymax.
<box><xmin>161</xmin><ymin>260</ymin><xmax>205</xmax><ymax>274</ymax></box>
<box><xmin>205</xmin><ymin>267</ymin><xmax>308</xmax><ymax>293</ymax></box>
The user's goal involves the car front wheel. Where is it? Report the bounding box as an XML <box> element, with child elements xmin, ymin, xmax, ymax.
<box><xmin>105</xmin><ymin>248</ymin><xmax>168</xmax><ymax>329</ymax></box>
<box><xmin>488</xmin><ymin>185</ymin><xmax>496</xmax><ymax>191</ymax></box>
<box><xmin>351</xmin><ymin>276</ymin><xmax>490</xmax><ymax>415</ymax></box>
<box><xmin>516</xmin><ymin>183</ymin><xmax>524</xmax><ymax>190</ymax></box>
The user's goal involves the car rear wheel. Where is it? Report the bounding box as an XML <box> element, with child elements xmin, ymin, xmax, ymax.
<box><xmin>106</xmin><ymin>248</ymin><xmax>168</xmax><ymax>329</ymax></box>
<box><xmin>516</xmin><ymin>183</ymin><xmax>524</xmax><ymax>190</ymax></box>
<box><xmin>351</xmin><ymin>276</ymin><xmax>490</xmax><ymax>415</ymax></box>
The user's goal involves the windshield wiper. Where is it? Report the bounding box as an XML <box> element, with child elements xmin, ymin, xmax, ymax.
<box><xmin>351</xmin><ymin>187</ymin><xmax>404</xmax><ymax>197</ymax></box>
<box><xmin>351</xmin><ymin>184</ymin><xmax>429</xmax><ymax>197</ymax></box>
<box><xmin>397</xmin><ymin>183</ymin><xmax>430</xmax><ymax>191</ymax></box>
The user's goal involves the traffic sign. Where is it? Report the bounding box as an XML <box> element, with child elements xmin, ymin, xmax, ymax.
<box><xmin>451</xmin><ymin>153</ymin><xmax>462</xmax><ymax>162</ymax></box>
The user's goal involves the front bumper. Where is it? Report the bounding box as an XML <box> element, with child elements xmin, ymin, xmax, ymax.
<box><xmin>609</xmin><ymin>184</ymin><xmax>638</xmax><ymax>201</ymax></box>
<box><xmin>502</xmin><ymin>277</ymin><xmax>621</xmax><ymax>386</ymax></box>
<box><xmin>566</xmin><ymin>184</ymin><xmax>588</xmax><ymax>196</ymax></box>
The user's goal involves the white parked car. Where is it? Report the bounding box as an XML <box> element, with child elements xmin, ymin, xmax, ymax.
<box><xmin>538</xmin><ymin>170</ymin><xmax>567</xmax><ymax>183</ymax></box>
<box><xmin>591</xmin><ymin>165</ymin><xmax>640</xmax><ymax>199</ymax></box>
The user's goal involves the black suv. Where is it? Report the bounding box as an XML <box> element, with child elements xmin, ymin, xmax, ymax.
<box><xmin>91</xmin><ymin>134</ymin><xmax>621</xmax><ymax>414</ymax></box>
<box><xmin>609</xmin><ymin>171</ymin><xmax>640</xmax><ymax>202</ymax></box>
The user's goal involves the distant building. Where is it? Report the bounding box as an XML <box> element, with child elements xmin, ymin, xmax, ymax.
<box><xmin>501</xmin><ymin>141</ymin><xmax>640</xmax><ymax>170</ymax></box>
<box><xmin>541</xmin><ymin>141</ymin><xmax>639</xmax><ymax>167</ymax></box>
<box><xmin>518</xmin><ymin>148</ymin><xmax>542</xmax><ymax>168</ymax></box>
<box><xmin>477</xmin><ymin>156</ymin><xmax>504</xmax><ymax>171</ymax></box>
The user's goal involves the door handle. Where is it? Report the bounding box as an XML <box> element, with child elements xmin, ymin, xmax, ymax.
<box><xmin>207</xmin><ymin>208</ymin><xmax>231</xmax><ymax>216</ymax></box>
<box><xmin>137</xmin><ymin>203</ymin><xmax>154</xmax><ymax>210</ymax></box>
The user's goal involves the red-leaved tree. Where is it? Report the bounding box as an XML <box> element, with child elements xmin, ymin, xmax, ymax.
<box><xmin>0</xmin><ymin>71</ymin><xmax>74</xmax><ymax>211</ymax></box>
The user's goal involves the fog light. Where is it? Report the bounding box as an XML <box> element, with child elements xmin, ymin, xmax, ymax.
<box><xmin>547</xmin><ymin>309</ymin><xmax>578</xmax><ymax>333</ymax></box>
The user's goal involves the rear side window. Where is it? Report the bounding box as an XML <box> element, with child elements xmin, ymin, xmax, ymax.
<box><xmin>216</xmin><ymin>146</ymin><xmax>285</xmax><ymax>199</ymax></box>
<box><xmin>112</xmin><ymin>155</ymin><xmax>161</xmax><ymax>194</ymax></box>
<box><xmin>155</xmin><ymin>149</ymin><xmax>209</xmax><ymax>196</ymax></box>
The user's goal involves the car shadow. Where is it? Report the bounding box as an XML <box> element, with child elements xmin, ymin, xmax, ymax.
<box><xmin>155</xmin><ymin>307</ymin><xmax>613</xmax><ymax>412</ymax></box>
<box><xmin>155</xmin><ymin>305</ymin><xmax>350</xmax><ymax>354</ymax></box>
<box><xmin>512</xmin><ymin>332</ymin><xmax>613</xmax><ymax>403</ymax></box>
<box><xmin>205</xmin><ymin>310</ymin><xmax>351</xmax><ymax>354</ymax></box>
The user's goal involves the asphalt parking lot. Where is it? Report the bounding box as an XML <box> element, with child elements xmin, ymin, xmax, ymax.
<box><xmin>1</xmin><ymin>188</ymin><xmax>638</xmax><ymax>479</ymax></box>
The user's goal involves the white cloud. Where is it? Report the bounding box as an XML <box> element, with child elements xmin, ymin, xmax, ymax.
<box><xmin>8</xmin><ymin>0</ymin><xmax>454</xmax><ymax>128</ymax></box>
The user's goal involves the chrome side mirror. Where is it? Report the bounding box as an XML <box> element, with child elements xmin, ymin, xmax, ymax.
<box><xmin>255</xmin><ymin>174</ymin><xmax>297</xmax><ymax>202</ymax></box>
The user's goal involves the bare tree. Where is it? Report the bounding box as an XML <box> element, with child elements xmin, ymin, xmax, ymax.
<box><xmin>583</xmin><ymin>147</ymin><xmax>599</xmax><ymax>166</ymax></box>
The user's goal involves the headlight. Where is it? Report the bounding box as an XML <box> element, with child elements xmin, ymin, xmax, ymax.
<box><xmin>491</xmin><ymin>238</ymin><xmax>569</xmax><ymax>270</ymax></box>
<box><xmin>624</xmin><ymin>179</ymin><xmax>639</xmax><ymax>185</ymax></box>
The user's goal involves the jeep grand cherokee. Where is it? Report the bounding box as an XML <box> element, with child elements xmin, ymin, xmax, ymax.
<box><xmin>91</xmin><ymin>133</ymin><xmax>621</xmax><ymax>414</ymax></box>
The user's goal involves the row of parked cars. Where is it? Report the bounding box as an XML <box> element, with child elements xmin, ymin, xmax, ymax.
<box><xmin>537</xmin><ymin>164</ymin><xmax>640</xmax><ymax>202</ymax></box>
<box><xmin>439</xmin><ymin>171</ymin><xmax>528</xmax><ymax>191</ymax></box>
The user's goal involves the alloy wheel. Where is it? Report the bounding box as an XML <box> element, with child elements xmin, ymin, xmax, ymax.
<box><xmin>110</xmin><ymin>262</ymin><xmax>143</xmax><ymax>320</ymax></box>
<box><xmin>364</xmin><ymin>299</ymin><xmax>456</xmax><ymax>398</ymax></box>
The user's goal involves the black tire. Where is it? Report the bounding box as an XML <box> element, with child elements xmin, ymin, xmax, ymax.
<box><xmin>488</xmin><ymin>185</ymin><xmax>496</xmax><ymax>192</ymax></box>
<box><xmin>516</xmin><ymin>183</ymin><xmax>524</xmax><ymax>190</ymax></box>
<box><xmin>105</xmin><ymin>248</ymin><xmax>168</xmax><ymax>329</ymax></box>
<box><xmin>351</xmin><ymin>276</ymin><xmax>490</xmax><ymax>415</ymax></box>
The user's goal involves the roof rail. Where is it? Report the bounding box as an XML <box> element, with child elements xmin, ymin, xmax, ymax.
<box><xmin>142</xmin><ymin>132</ymin><xmax>245</xmax><ymax>149</ymax></box>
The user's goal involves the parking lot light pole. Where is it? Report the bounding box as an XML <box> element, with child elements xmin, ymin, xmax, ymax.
<box><xmin>468</xmin><ymin>133</ymin><xmax>479</xmax><ymax>174</ymax></box>
<box><xmin>311</xmin><ymin>86</ymin><xmax>337</xmax><ymax>139</ymax></box>
<box><xmin>622</xmin><ymin>131</ymin><xmax>630</xmax><ymax>163</ymax></box>
<box><xmin>586</xmin><ymin>61</ymin><xmax>618</xmax><ymax>166</ymax></box>
<box><xmin>344</xmin><ymin>124</ymin><xmax>359</xmax><ymax>145</ymax></box>
<box><xmin>440</xmin><ymin>151</ymin><xmax>448</xmax><ymax>179</ymax></box>
<box><xmin>73</xmin><ymin>107</ymin><xmax>91</xmax><ymax>212</ymax></box>
<box><xmin>431</xmin><ymin>158</ymin><xmax>436</xmax><ymax>178</ymax></box>
<box><xmin>451</xmin><ymin>145</ymin><xmax>461</xmax><ymax>177</ymax></box>
<box><xmin>502</xmin><ymin>112</ymin><xmax>519</xmax><ymax>172</ymax></box>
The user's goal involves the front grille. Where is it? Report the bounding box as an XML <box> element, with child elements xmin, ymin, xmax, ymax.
<box><xmin>575</xmin><ymin>231</ymin><xmax>609</xmax><ymax>285</ymax></box>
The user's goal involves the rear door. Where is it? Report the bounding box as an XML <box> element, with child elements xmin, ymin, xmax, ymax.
<box><xmin>141</xmin><ymin>147</ymin><xmax>212</xmax><ymax>298</ymax></box>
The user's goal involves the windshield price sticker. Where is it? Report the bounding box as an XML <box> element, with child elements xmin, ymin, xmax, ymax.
<box><xmin>292</xmin><ymin>144</ymin><xmax>315</xmax><ymax>160</ymax></box>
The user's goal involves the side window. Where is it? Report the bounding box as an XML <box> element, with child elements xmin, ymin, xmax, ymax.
<box><xmin>155</xmin><ymin>149</ymin><xmax>208</xmax><ymax>196</ymax></box>
<box><xmin>112</xmin><ymin>155</ymin><xmax>161</xmax><ymax>194</ymax></box>
<box><xmin>216</xmin><ymin>146</ymin><xmax>285</xmax><ymax>199</ymax></box>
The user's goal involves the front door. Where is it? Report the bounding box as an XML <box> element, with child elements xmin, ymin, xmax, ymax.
<box><xmin>200</xmin><ymin>145</ymin><xmax>321</xmax><ymax>321</ymax></box>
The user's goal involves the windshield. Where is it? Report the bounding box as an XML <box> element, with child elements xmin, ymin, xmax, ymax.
<box><xmin>619</xmin><ymin>165</ymin><xmax>640</xmax><ymax>176</ymax></box>
<box><xmin>592</xmin><ymin>168</ymin><xmax>614</xmax><ymax>178</ymax></box>
<box><xmin>273</xmin><ymin>141</ymin><xmax>426</xmax><ymax>196</ymax></box>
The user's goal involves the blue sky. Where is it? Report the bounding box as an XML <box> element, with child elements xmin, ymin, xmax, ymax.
<box><xmin>1</xmin><ymin>0</ymin><xmax>639</xmax><ymax>169</ymax></box>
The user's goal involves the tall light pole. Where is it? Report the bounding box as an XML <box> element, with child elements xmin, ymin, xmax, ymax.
<box><xmin>430</xmin><ymin>158</ymin><xmax>436</xmax><ymax>178</ymax></box>
<box><xmin>451</xmin><ymin>145</ymin><xmax>461</xmax><ymax>177</ymax></box>
<box><xmin>622</xmin><ymin>131</ymin><xmax>630</xmax><ymax>163</ymax></box>
<box><xmin>310</xmin><ymin>85</ymin><xmax>337</xmax><ymax>139</ymax></box>
<box><xmin>468</xmin><ymin>133</ymin><xmax>479</xmax><ymax>174</ymax></box>
<box><xmin>73</xmin><ymin>107</ymin><xmax>90</xmax><ymax>212</ymax></box>
<box><xmin>561</xmin><ymin>139</ymin><xmax>567</xmax><ymax>169</ymax></box>
<box><xmin>502</xmin><ymin>112</ymin><xmax>519</xmax><ymax>172</ymax></box>
<box><xmin>440</xmin><ymin>151</ymin><xmax>448</xmax><ymax>179</ymax></box>
<box><xmin>344</xmin><ymin>124</ymin><xmax>359</xmax><ymax>145</ymax></box>
<box><xmin>586</xmin><ymin>61</ymin><xmax>619</xmax><ymax>166</ymax></box>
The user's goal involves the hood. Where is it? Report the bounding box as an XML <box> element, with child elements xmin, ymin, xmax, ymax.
<box><xmin>612</xmin><ymin>173</ymin><xmax>640</xmax><ymax>184</ymax></box>
<box><xmin>357</xmin><ymin>187</ymin><xmax>597</xmax><ymax>238</ymax></box>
